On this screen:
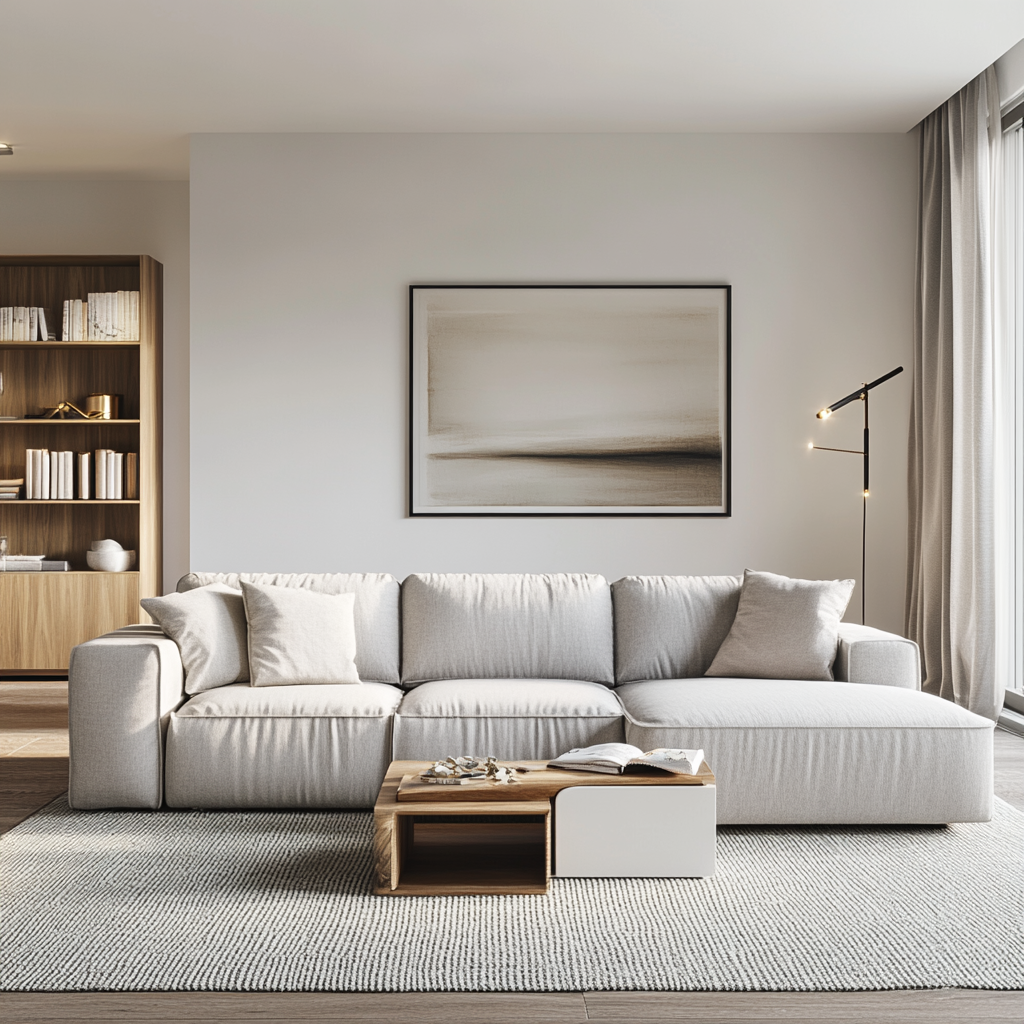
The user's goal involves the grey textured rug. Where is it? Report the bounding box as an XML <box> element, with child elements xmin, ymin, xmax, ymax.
<box><xmin>2</xmin><ymin>796</ymin><xmax>1022</xmax><ymax>992</ymax></box>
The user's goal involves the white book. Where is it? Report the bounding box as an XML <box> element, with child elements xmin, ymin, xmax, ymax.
<box><xmin>112</xmin><ymin>452</ymin><xmax>123</xmax><ymax>499</ymax></box>
<box><xmin>55</xmin><ymin>451</ymin><xmax>64</xmax><ymax>499</ymax></box>
<box><xmin>40</xmin><ymin>449</ymin><xmax>50</xmax><ymax>499</ymax></box>
<box><xmin>1</xmin><ymin>307</ymin><xmax>8</xmax><ymax>342</ymax></box>
<box><xmin>61</xmin><ymin>301</ymin><xmax>69</xmax><ymax>341</ymax></box>
<box><xmin>87</xmin><ymin>293</ymin><xmax>95</xmax><ymax>340</ymax></box>
<box><xmin>77</xmin><ymin>452</ymin><xmax>91</xmax><ymax>499</ymax></box>
<box><xmin>130</xmin><ymin>291</ymin><xmax>139</xmax><ymax>339</ymax></box>
<box><xmin>117</xmin><ymin>291</ymin><xmax>126</xmax><ymax>339</ymax></box>
<box><xmin>25</xmin><ymin>449</ymin><xmax>34</xmax><ymax>500</ymax></box>
<box><xmin>95</xmin><ymin>449</ymin><xmax>107</xmax><ymax>500</ymax></box>
<box><xmin>107</xmin><ymin>451</ymin><xmax>118</xmax><ymax>500</ymax></box>
<box><xmin>29</xmin><ymin>307</ymin><xmax>37</xmax><ymax>341</ymax></box>
<box><xmin>37</xmin><ymin>307</ymin><xmax>49</xmax><ymax>341</ymax></box>
<box><xmin>13</xmin><ymin>306</ymin><xmax>25</xmax><ymax>341</ymax></box>
<box><xmin>32</xmin><ymin>449</ymin><xmax>43</xmax><ymax>499</ymax></box>
<box><xmin>548</xmin><ymin>744</ymin><xmax>706</xmax><ymax>777</ymax></box>
<box><xmin>66</xmin><ymin>451</ymin><xmax>74</xmax><ymax>499</ymax></box>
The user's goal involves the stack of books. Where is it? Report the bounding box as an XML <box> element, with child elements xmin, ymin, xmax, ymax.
<box><xmin>0</xmin><ymin>478</ymin><xmax>23</xmax><ymax>500</ymax></box>
<box><xmin>94</xmin><ymin>450</ymin><xmax>138</xmax><ymax>499</ymax></box>
<box><xmin>62</xmin><ymin>292</ymin><xmax>139</xmax><ymax>341</ymax></box>
<box><xmin>0</xmin><ymin>554</ymin><xmax>71</xmax><ymax>572</ymax></box>
<box><xmin>23</xmin><ymin>450</ymin><xmax>138</xmax><ymax>500</ymax></box>
<box><xmin>0</xmin><ymin>307</ymin><xmax>51</xmax><ymax>341</ymax></box>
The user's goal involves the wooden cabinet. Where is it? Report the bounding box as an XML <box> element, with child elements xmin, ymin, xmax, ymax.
<box><xmin>0</xmin><ymin>255</ymin><xmax>162</xmax><ymax>674</ymax></box>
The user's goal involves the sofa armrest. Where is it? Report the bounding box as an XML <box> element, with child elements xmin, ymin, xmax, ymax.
<box><xmin>68</xmin><ymin>626</ymin><xmax>186</xmax><ymax>810</ymax></box>
<box><xmin>833</xmin><ymin>623</ymin><xmax>921</xmax><ymax>690</ymax></box>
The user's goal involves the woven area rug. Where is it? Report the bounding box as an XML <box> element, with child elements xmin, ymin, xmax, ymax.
<box><xmin>2</xmin><ymin>796</ymin><xmax>1022</xmax><ymax>992</ymax></box>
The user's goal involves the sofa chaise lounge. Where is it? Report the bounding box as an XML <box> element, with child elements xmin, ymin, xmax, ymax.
<box><xmin>67</xmin><ymin>572</ymin><xmax>995</xmax><ymax>824</ymax></box>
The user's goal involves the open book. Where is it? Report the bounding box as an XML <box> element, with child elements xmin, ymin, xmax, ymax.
<box><xmin>548</xmin><ymin>743</ymin><xmax>705</xmax><ymax>776</ymax></box>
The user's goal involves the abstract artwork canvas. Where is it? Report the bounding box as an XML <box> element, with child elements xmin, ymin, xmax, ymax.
<box><xmin>410</xmin><ymin>285</ymin><xmax>730</xmax><ymax>515</ymax></box>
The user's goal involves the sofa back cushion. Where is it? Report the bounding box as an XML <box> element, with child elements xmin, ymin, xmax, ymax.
<box><xmin>401</xmin><ymin>573</ymin><xmax>614</xmax><ymax>686</ymax></box>
<box><xmin>177</xmin><ymin>572</ymin><xmax>400</xmax><ymax>685</ymax></box>
<box><xmin>612</xmin><ymin>575</ymin><xmax>742</xmax><ymax>683</ymax></box>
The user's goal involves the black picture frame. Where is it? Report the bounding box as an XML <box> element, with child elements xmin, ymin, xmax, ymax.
<box><xmin>409</xmin><ymin>284</ymin><xmax>732</xmax><ymax>517</ymax></box>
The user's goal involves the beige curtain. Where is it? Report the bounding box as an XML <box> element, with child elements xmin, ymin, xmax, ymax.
<box><xmin>907</xmin><ymin>67</ymin><xmax>1002</xmax><ymax>720</ymax></box>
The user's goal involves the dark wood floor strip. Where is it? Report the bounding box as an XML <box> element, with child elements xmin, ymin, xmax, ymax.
<box><xmin>584</xmin><ymin>989</ymin><xmax>1024</xmax><ymax>1019</ymax></box>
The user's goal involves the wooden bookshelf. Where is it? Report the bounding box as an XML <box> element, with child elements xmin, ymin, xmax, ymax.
<box><xmin>0</xmin><ymin>255</ymin><xmax>162</xmax><ymax>674</ymax></box>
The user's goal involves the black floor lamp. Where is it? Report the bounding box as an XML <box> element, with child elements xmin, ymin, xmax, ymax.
<box><xmin>809</xmin><ymin>366</ymin><xmax>903</xmax><ymax>625</ymax></box>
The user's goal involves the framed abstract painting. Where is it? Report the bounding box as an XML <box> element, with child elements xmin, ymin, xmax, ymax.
<box><xmin>409</xmin><ymin>284</ymin><xmax>731</xmax><ymax>516</ymax></box>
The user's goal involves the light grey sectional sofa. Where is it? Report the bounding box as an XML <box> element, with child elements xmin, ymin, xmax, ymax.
<box><xmin>67</xmin><ymin>571</ymin><xmax>995</xmax><ymax>824</ymax></box>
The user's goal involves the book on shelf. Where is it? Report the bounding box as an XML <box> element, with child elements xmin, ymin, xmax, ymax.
<box><xmin>77</xmin><ymin>452</ymin><xmax>90</xmax><ymax>499</ymax></box>
<box><xmin>0</xmin><ymin>477</ymin><xmax>24</xmax><ymax>500</ymax></box>
<box><xmin>547</xmin><ymin>743</ymin><xmax>706</xmax><ymax>777</ymax></box>
<box><xmin>0</xmin><ymin>306</ymin><xmax>50</xmax><ymax>341</ymax></box>
<box><xmin>60</xmin><ymin>291</ymin><xmax>139</xmax><ymax>341</ymax></box>
<box><xmin>0</xmin><ymin>555</ymin><xmax>71</xmax><ymax>572</ymax></box>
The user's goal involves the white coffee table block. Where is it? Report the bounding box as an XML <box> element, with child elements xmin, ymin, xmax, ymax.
<box><xmin>553</xmin><ymin>784</ymin><xmax>716</xmax><ymax>878</ymax></box>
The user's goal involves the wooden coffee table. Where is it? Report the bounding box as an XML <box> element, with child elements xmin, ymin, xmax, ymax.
<box><xmin>372</xmin><ymin>759</ymin><xmax>716</xmax><ymax>896</ymax></box>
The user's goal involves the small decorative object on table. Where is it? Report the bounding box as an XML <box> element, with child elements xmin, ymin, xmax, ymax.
<box><xmin>420</xmin><ymin>755</ymin><xmax>518</xmax><ymax>785</ymax></box>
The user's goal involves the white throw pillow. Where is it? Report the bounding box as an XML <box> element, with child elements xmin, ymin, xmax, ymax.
<box><xmin>241</xmin><ymin>581</ymin><xmax>361</xmax><ymax>686</ymax></box>
<box><xmin>704</xmin><ymin>569</ymin><xmax>855</xmax><ymax>681</ymax></box>
<box><xmin>140</xmin><ymin>583</ymin><xmax>248</xmax><ymax>695</ymax></box>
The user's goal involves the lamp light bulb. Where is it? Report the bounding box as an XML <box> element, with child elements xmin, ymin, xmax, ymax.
<box><xmin>807</xmin><ymin>442</ymin><xmax>814</xmax><ymax>450</ymax></box>
<box><xmin>863</xmin><ymin>489</ymin><xmax>870</xmax><ymax>497</ymax></box>
<box><xmin>817</xmin><ymin>408</ymin><xmax>832</xmax><ymax>420</ymax></box>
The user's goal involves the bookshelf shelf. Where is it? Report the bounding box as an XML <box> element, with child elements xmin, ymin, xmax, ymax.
<box><xmin>0</xmin><ymin>255</ymin><xmax>162</xmax><ymax>674</ymax></box>
<box><xmin>0</xmin><ymin>341</ymin><xmax>141</xmax><ymax>350</ymax></box>
<box><xmin>0</xmin><ymin>570</ymin><xmax>140</xmax><ymax>576</ymax></box>
<box><xmin>2</xmin><ymin>499</ymin><xmax>141</xmax><ymax>505</ymax></box>
<box><xmin>0</xmin><ymin>419</ymin><xmax>141</xmax><ymax>425</ymax></box>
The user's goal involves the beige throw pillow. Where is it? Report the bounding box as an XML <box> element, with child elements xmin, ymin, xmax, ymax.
<box><xmin>140</xmin><ymin>583</ymin><xmax>248</xmax><ymax>695</ymax></box>
<box><xmin>705</xmin><ymin>569</ymin><xmax>855</xmax><ymax>681</ymax></box>
<box><xmin>241</xmin><ymin>581</ymin><xmax>361</xmax><ymax>686</ymax></box>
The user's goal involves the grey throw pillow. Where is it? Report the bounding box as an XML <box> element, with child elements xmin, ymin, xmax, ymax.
<box><xmin>241</xmin><ymin>581</ymin><xmax>361</xmax><ymax>686</ymax></box>
<box><xmin>705</xmin><ymin>569</ymin><xmax>855</xmax><ymax>681</ymax></box>
<box><xmin>141</xmin><ymin>583</ymin><xmax>248</xmax><ymax>695</ymax></box>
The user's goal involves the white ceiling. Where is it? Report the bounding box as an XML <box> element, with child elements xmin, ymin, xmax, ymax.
<box><xmin>1</xmin><ymin>0</ymin><xmax>1023</xmax><ymax>179</ymax></box>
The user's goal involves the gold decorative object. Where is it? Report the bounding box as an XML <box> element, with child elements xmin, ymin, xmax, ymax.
<box><xmin>42</xmin><ymin>400</ymin><xmax>90</xmax><ymax>419</ymax></box>
<box><xmin>85</xmin><ymin>393</ymin><xmax>121</xmax><ymax>419</ymax></box>
<box><xmin>420</xmin><ymin>755</ymin><xmax>519</xmax><ymax>785</ymax></box>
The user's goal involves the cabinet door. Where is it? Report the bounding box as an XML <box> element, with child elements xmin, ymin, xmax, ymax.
<box><xmin>0</xmin><ymin>573</ymin><xmax>140</xmax><ymax>672</ymax></box>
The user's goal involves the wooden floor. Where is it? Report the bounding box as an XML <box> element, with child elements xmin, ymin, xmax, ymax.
<box><xmin>2</xmin><ymin>680</ymin><xmax>1022</xmax><ymax>1023</ymax></box>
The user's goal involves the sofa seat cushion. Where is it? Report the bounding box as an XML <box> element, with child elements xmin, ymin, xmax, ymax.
<box><xmin>393</xmin><ymin>679</ymin><xmax>625</xmax><ymax>761</ymax></box>
<box><xmin>165</xmin><ymin>683</ymin><xmax>402</xmax><ymax>810</ymax></box>
<box><xmin>618</xmin><ymin>678</ymin><xmax>994</xmax><ymax>825</ymax></box>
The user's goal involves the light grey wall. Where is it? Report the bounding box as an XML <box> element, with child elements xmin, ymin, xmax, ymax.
<box><xmin>996</xmin><ymin>36</ymin><xmax>1024</xmax><ymax>105</ymax></box>
<box><xmin>0</xmin><ymin>180</ymin><xmax>189</xmax><ymax>588</ymax></box>
<box><xmin>190</xmin><ymin>133</ymin><xmax>917</xmax><ymax>633</ymax></box>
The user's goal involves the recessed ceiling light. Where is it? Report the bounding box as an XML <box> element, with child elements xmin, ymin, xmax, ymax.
<box><xmin>0</xmin><ymin>144</ymin><xmax>13</xmax><ymax>156</ymax></box>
